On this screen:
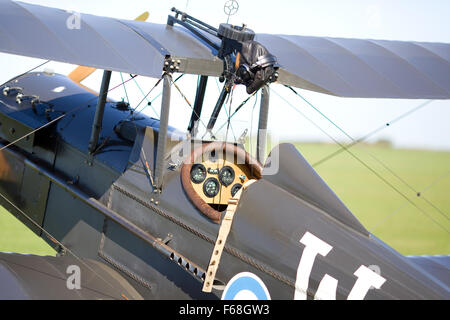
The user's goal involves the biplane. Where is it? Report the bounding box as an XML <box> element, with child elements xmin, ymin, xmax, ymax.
<box><xmin>0</xmin><ymin>0</ymin><xmax>448</xmax><ymax>300</ymax></box>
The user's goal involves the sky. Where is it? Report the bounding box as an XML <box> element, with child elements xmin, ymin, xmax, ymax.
<box><xmin>1</xmin><ymin>0</ymin><xmax>449</xmax><ymax>150</ymax></box>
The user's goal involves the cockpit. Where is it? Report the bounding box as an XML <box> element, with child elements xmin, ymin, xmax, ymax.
<box><xmin>180</xmin><ymin>141</ymin><xmax>262</xmax><ymax>223</ymax></box>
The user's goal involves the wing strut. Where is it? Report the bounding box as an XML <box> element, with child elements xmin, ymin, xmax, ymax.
<box><xmin>257</xmin><ymin>85</ymin><xmax>270</xmax><ymax>164</ymax></box>
<box><xmin>205</xmin><ymin>83</ymin><xmax>230</xmax><ymax>138</ymax></box>
<box><xmin>154</xmin><ymin>73</ymin><xmax>172</xmax><ymax>191</ymax></box>
<box><xmin>188</xmin><ymin>75</ymin><xmax>209</xmax><ymax>136</ymax></box>
<box><xmin>88</xmin><ymin>70</ymin><xmax>112</xmax><ymax>155</ymax></box>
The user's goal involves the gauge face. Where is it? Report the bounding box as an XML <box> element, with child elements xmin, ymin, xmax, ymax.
<box><xmin>190</xmin><ymin>164</ymin><xmax>207</xmax><ymax>184</ymax></box>
<box><xmin>219</xmin><ymin>166</ymin><xmax>235</xmax><ymax>187</ymax></box>
<box><xmin>231</xmin><ymin>183</ymin><xmax>242</xmax><ymax>197</ymax></box>
<box><xmin>203</xmin><ymin>178</ymin><xmax>220</xmax><ymax>198</ymax></box>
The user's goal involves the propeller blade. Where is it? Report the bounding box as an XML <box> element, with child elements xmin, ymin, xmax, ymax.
<box><xmin>67</xmin><ymin>65</ymin><xmax>96</xmax><ymax>83</ymax></box>
<box><xmin>135</xmin><ymin>11</ymin><xmax>149</xmax><ymax>22</ymax></box>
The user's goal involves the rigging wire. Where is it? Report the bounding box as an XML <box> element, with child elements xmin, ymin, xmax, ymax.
<box><xmin>132</xmin><ymin>74</ymin><xmax>185</xmax><ymax>120</ymax></box>
<box><xmin>223</xmin><ymin>85</ymin><xmax>237</xmax><ymax>142</ymax></box>
<box><xmin>120</xmin><ymin>74</ymin><xmax>184</xmax><ymax>123</ymax></box>
<box><xmin>371</xmin><ymin>170</ymin><xmax>450</xmax><ymax>230</ymax></box>
<box><xmin>272</xmin><ymin>87</ymin><xmax>449</xmax><ymax>234</ymax></box>
<box><xmin>131</xmin><ymin>76</ymin><xmax>164</xmax><ymax>115</ymax></box>
<box><xmin>213</xmin><ymin>90</ymin><xmax>258</xmax><ymax>137</ymax></box>
<box><xmin>419</xmin><ymin>170</ymin><xmax>450</xmax><ymax>195</ymax></box>
<box><xmin>0</xmin><ymin>60</ymin><xmax>51</xmax><ymax>87</ymax></box>
<box><xmin>312</xmin><ymin>100</ymin><xmax>433</xmax><ymax>167</ymax></box>
<box><xmin>91</xmin><ymin>73</ymin><xmax>168</xmax><ymax>155</ymax></box>
<box><xmin>130</xmin><ymin>73</ymin><xmax>160</xmax><ymax>118</ymax></box>
<box><xmin>0</xmin><ymin>189</ymin><xmax>120</xmax><ymax>297</ymax></box>
<box><xmin>0</xmin><ymin>68</ymin><xmax>179</xmax><ymax>295</ymax></box>
<box><xmin>284</xmin><ymin>85</ymin><xmax>448</xmax><ymax>220</ymax></box>
<box><xmin>285</xmin><ymin>86</ymin><xmax>449</xmax><ymax>220</ymax></box>
<box><xmin>170</xmin><ymin>75</ymin><xmax>209</xmax><ymax>132</ymax></box>
<box><xmin>0</xmin><ymin>68</ymin><xmax>172</xmax><ymax>297</ymax></box>
<box><xmin>0</xmin><ymin>67</ymin><xmax>155</xmax><ymax>296</ymax></box>
<box><xmin>119</xmin><ymin>72</ymin><xmax>130</xmax><ymax>104</ymax></box>
<box><xmin>136</xmin><ymin>73</ymin><xmax>185</xmax><ymax>118</ymax></box>
<box><xmin>94</xmin><ymin>73</ymin><xmax>184</xmax><ymax>184</ymax></box>
<box><xmin>212</xmin><ymin>78</ymin><xmax>246</xmax><ymax>141</ymax></box>
<box><xmin>0</xmin><ymin>74</ymin><xmax>138</xmax><ymax>153</ymax></box>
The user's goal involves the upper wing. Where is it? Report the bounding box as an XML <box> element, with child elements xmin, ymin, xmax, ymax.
<box><xmin>0</xmin><ymin>0</ymin><xmax>221</xmax><ymax>78</ymax></box>
<box><xmin>67</xmin><ymin>11</ymin><xmax>150</xmax><ymax>83</ymax></box>
<box><xmin>0</xmin><ymin>0</ymin><xmax>449</xmax><ymax>99</ymax></box>
<box><xmin>257</xmin><ymin>34</ymin><xmax>450</xmax><ymax>99</ymax></box>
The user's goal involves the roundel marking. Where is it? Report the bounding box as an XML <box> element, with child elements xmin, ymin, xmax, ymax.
<box><xmin>222</xmin><ymin>272</ymin><xmax>271</xmax><ymax>300</ymax></box>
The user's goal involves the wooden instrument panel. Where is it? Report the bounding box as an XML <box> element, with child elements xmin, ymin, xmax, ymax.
<box><xmin>190</xmin><ymin>157</ymin><xmax>254</xmax><ymax>206</ymax></box>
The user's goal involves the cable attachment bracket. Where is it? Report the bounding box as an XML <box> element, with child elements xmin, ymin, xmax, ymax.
<box><xmin>163</xmin><ymin>57</ymin><xmax>181</xmax><ymax>73</ymax></box>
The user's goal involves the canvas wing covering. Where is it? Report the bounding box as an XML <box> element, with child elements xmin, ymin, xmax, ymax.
<box><xmin>0</xmin><ymin>0</ymin><xmax>449</xmax><ymax>98</ymax></box>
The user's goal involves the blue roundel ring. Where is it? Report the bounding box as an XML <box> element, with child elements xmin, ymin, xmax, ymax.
<box><xmin>222</xmin><ymin>272</ymin><xmax>271</xmax><ymax>300</ymax></box>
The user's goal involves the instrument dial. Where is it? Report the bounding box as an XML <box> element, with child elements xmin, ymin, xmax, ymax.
<box><xmin>190</xmin><ymin>164</ymin><xmax>207</xmax><ymax>184</ymax></box>
<box><xmin>203</xmin><ymin>178</ymin><xmax>220</xmax><ymax>198</ymax></box>
<box><xmin>219</xmin><ymin>166</ymin><xmax>235</xmax><ymax>187</ymax></box>
<box><xmin>231</xmin><ymin>183</ymin><xmax>242</xmax><ymax>197</ymax></box>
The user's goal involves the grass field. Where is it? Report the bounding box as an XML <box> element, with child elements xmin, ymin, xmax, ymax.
<box><xmin>294</xmin><ymin>142</ymin><xmax>450</xmax><ymax>255</ymax></box>
<box><xmin>0</xmin><ymin>142</ymin><xmax>449</xmax><ymax>256</ymax></box>
<box><xmin>0</xmin><ymin>209</ymin><xmax>55</xmax><ymax>256</ymax></box>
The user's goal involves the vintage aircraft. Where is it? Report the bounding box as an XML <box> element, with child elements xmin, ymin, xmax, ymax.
<box><xmin>0</xmin><ymin>0</ymin><xmax>449</xmax><ymax>300</ymax></box>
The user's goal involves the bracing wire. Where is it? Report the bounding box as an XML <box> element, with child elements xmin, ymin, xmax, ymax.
<box><xmin>372</xmin><ymin>170</ymin><xmax>450</xmax><ymax>230</ymax></box>
<box><xmin>0</xmin><ymin>73</ymin><xmax>138</xmax><ymax>153</ymax></box>
<box><xmin>130</xmin><ymin>73</ymin><xmax>161</xmax><ymax>118</ymax></box>
<box><xmin>1</xmin><ymin>71</ymin><xmax>183</xmax><ymax>155</ymax></box>
<box><xmin>223</xmin><ymin>85</ymin><xmax>237</xmax><ymax>142</ymax></box>
<box><xmin>0</xmin><ymin>66</ymin><xmax>174</xmax><ymax>297</ymax></box>
<box><xmin>131</xmin><ymin>76</ymin><xmax>164</xmax><ymax>115</ymax></box>
<box><xmin>1</xmin><ymin>60</ymin><xmax>51</xmax><ymax>87</ymax></box>
<box><xmin>119</xmin><ymin>72</ymin><xmax>130</xmax><ymax>104</ymax></box>
<box><xmin>91</xmin><ymin>73</ymin><xmax>168</xmax><ymax>155</ymax></box>
<box><xmin>127</xmin><ymin>74</ymin><xmax>185</xmax><ymax>122</ymax></box>
<box><xmin>272</xmin><ymin>87</ymin><xmax>449</xmax><ymax>234</ymax></box>
<box><xmin>284</xmin><ymin>86</ymin><xmax>448</xmax><ymax>220</ymax></box>
<box><xmin>170</xmin><ymin>75</ymin><xmax>209</xmax><ymax>132</ymax></box>
<box><xmin>212</xmin><ymin>78</ymin><xmax>258</xmax><ymax>141</ymax></box>
<box><xmin>312</xmin><ymin>100</ymin><xmax>433</xmax><ymax>167</ymax></box>
<box><xmin>0</xmin><ymin>188</ymin><xmax>121</xmax><ymax>297</ymax></box>
<box><xmin>213</xmin><ymin>90</ymin><xmax>258</xmax><ymax>137</ymax></box>
<box><xmin>0</xmin><ymin>65</ymin><xmax>154</xmax><ymax>296</ymax></box>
